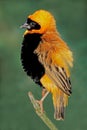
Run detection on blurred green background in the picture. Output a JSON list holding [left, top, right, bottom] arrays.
[[0, 0, 87, 130]]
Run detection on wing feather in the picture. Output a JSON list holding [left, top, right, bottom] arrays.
[[45, 65, 72, 95]]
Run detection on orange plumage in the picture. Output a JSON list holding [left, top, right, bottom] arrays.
[[20, 10, 73, 120]]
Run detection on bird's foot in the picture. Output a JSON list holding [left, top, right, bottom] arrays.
[[36, 100, 44, 114], [36, 91, 49, 114]]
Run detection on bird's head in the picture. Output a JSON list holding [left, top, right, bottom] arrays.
[[20, 10, 56, 35]]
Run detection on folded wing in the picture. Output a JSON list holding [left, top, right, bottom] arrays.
[[34, 42, 73, 96]]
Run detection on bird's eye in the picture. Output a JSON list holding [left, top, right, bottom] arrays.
[[30, 22, 36, 27], [27, 18, 41, 30]]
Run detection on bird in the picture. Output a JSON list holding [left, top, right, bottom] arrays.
[[20, 9, 73, 120]]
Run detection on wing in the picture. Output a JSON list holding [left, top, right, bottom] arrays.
[[45, 64, 72, 95], [34, 42, 73, 96]]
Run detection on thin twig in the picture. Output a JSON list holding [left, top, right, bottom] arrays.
[[28, 92, 58, 130]]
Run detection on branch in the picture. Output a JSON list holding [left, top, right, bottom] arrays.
[[28, 92, 58, 130]]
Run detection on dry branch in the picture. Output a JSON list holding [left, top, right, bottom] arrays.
[[28, 92, 58, 130]]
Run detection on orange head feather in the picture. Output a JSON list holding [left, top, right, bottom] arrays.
[[21, 10, 56, 35]]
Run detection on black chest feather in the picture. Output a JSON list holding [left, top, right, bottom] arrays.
[[21, 33, 45, 86]]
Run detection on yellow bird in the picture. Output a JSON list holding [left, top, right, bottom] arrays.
[[20, 9, 73, 120]]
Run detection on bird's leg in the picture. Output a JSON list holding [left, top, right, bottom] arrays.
[[36, 89, 49, 113], [41, 89, 49, 102]]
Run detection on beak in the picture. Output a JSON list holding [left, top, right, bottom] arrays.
[[20, 22, 31, 30]]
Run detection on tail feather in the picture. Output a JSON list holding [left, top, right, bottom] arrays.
[[54, 101, 64, 120], [52, 88, 68, 120]]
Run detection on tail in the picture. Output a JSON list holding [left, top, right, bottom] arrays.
[[52, 88, 68, 120]]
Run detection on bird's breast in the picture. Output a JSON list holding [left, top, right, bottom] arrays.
[[21, 33, 45, 86]]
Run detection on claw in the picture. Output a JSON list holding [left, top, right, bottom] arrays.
[[36, 100, 44, 113]]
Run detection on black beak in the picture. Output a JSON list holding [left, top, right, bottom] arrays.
[[20, 22, 31, 30]]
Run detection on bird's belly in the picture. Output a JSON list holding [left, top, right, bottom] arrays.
[[40, 74, 56, 92]]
